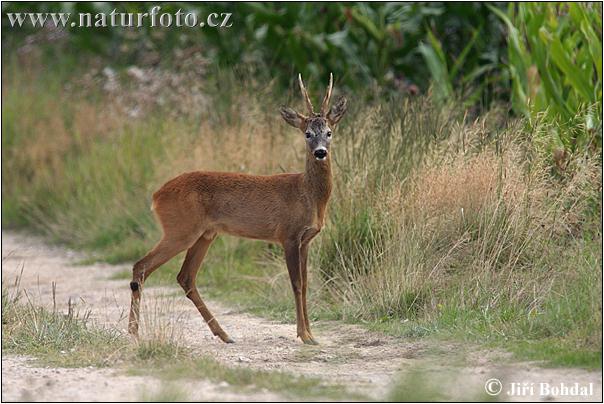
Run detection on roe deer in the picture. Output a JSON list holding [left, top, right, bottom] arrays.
[[128, 73, 347, 345]]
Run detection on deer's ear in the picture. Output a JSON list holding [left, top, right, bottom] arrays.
[[280, 107, 306, 130], [327, 96, 347, 125]]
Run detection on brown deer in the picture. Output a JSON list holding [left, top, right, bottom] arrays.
[[128, 73, 347, 345]]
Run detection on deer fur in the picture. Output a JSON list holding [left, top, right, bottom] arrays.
[[128, 74, 347, 345]]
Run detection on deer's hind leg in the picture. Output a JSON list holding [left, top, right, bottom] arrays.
[[128, 235, 195, 336], [177, 232, 234, 343]]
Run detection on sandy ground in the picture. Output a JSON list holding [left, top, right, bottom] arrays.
[[2, 231, 602, 402], [2, 355, 283, 402]]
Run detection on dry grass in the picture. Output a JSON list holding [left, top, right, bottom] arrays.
[[1, 281, 127, 368], [135, 294, 187, 361], [316, 106, 601, 366]]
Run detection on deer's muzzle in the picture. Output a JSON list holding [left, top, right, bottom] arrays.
[[313, 148, 328, 160]]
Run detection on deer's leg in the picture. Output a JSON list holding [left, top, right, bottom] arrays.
[[284, 240, 316, 345], [128, 237, 191, 336], [300, 242, 315, 340], [177, 233, 234, 343]]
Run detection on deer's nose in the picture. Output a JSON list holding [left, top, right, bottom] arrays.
[[313, 148, 328, 160]]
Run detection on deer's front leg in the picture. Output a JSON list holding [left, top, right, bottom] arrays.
[[300, 242, 315, 341], [284, 240, 316, 345]]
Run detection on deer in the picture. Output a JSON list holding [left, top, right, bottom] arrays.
[[128, 73, 347, 345]]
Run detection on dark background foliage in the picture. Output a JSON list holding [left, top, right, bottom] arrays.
[[2, 2, 507, 95]]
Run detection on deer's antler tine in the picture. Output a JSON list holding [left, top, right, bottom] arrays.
[[320, 72, 333, 116], [298, 73, 314, 115]]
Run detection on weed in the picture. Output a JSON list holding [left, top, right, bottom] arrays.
[[1, 286, 126, 367]]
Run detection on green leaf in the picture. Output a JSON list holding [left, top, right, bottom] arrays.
[[350, 7, 384, 43], [450, 27, 481, 80], [545, 30, 594, 102], [418, 40, 452, 102]]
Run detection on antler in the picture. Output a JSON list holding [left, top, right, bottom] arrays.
[[320, 72, 333, 116], [298, 74, 314, 115]]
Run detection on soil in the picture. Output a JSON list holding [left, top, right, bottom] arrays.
[[2, 231, 602, 402]]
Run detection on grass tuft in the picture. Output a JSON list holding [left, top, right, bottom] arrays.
[[1, 286, 126, 367], [140, 383, 191, 402], [131, 355, 363, 401]]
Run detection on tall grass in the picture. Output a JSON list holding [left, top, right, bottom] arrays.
[[320, 106, 601, 345], [2, 61, 601, 367]]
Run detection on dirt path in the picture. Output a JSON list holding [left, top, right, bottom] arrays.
[[2, 355, 284, 402], [2, 231, 602, 402]]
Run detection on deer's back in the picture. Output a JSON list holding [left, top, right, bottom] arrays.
[[152, 171, 311, 242]]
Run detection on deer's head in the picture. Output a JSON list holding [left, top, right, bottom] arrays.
[[280, 73, 347, 161]]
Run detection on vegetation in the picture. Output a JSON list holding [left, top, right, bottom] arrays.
[[491, 3, 602, 153], [1, 0, 601, 377], [2, 2, 506, 93], [140, 384, 191, 402], [131, 355, 361, 401], [387, 365, 498, 402], [2, 282, 192, 367], [2, 285, 126, 367]]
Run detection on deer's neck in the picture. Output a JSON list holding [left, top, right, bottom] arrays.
[[303, 152, 333, 219]]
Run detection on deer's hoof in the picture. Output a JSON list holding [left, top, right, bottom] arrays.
[[128, 323, 139, 337], [218, 333, 235, 343], [300, 335, 319, 345]]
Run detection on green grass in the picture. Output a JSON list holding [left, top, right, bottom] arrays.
[[356, 236, 602, 369], [511, 339, 601, 369]]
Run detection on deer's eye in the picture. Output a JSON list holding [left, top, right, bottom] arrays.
[[305, 132, 312, 139], [326, 131, 332, 138]]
